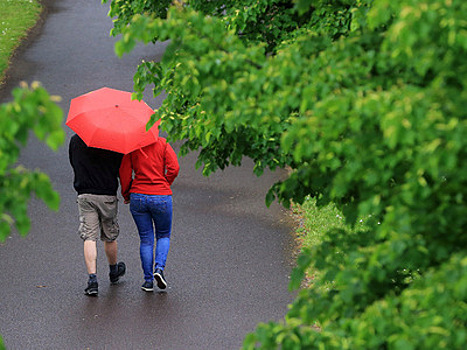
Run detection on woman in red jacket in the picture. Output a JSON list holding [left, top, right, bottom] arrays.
[[119, 137, 180, 292]]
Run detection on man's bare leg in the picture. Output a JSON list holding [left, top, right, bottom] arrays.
[[84, 240, 97, 274], [105, 240, 125, 283], [83, 240, 99, 295], [104, 240, 118, 265]]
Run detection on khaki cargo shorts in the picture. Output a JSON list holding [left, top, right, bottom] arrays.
[[77, 194, 119, 242]]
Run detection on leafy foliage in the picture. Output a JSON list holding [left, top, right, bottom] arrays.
[[104, 0, 466, 348], [0, 82, 64, 241]]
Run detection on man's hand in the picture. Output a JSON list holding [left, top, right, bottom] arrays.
[[124, 199, 130, 204]]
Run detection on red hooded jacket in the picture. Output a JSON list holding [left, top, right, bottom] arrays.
[[119, 137, 180, 201]]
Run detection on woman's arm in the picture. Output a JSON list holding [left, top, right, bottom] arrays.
[[119, 153, 133, 202], [165, 143, 180, 186]]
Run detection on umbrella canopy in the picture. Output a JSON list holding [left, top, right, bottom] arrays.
[[66, 87, 160, 154]]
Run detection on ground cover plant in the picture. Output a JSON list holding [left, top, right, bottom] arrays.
[[104, 0, 466, 348], [292, 196, 368, 286], [0, 0, 41, 83]]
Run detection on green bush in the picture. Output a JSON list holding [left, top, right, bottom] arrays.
[[104, 0, 466, 348], [0, 83, 64, 241]]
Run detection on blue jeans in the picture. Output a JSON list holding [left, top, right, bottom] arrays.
[[130, 193, 173, 282]]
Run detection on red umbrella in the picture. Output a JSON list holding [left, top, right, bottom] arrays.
[[66, 87, 160, 154]]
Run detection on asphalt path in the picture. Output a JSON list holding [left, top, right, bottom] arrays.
[[0, 1, 295, 349]]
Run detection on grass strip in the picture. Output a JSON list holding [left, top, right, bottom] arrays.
[[292, 196, 370, 286], [0, 0, 42, 83], [294, 197, 348, 251]]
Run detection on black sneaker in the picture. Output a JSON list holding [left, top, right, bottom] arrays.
[[109, 262, 126, 284], [154, 268, 167, 289], [141, 281, 154, 292], [84, 280, 98, 296]]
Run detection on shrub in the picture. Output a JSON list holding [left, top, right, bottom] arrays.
[[104, 0, 467, 347]]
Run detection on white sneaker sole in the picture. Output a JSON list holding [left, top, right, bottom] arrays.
[[84, 290, 98, 296], [154, 273, 167, 289]]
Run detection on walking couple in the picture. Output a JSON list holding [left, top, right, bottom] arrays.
[[69, 134, 180, 296]]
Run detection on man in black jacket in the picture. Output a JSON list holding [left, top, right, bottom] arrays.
[[69, 134, 126, 296]]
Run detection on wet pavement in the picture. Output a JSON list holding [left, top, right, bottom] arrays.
[[0, 1, 295, 349]]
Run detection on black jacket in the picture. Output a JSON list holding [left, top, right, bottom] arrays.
[[69, 134, 123, 195]]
